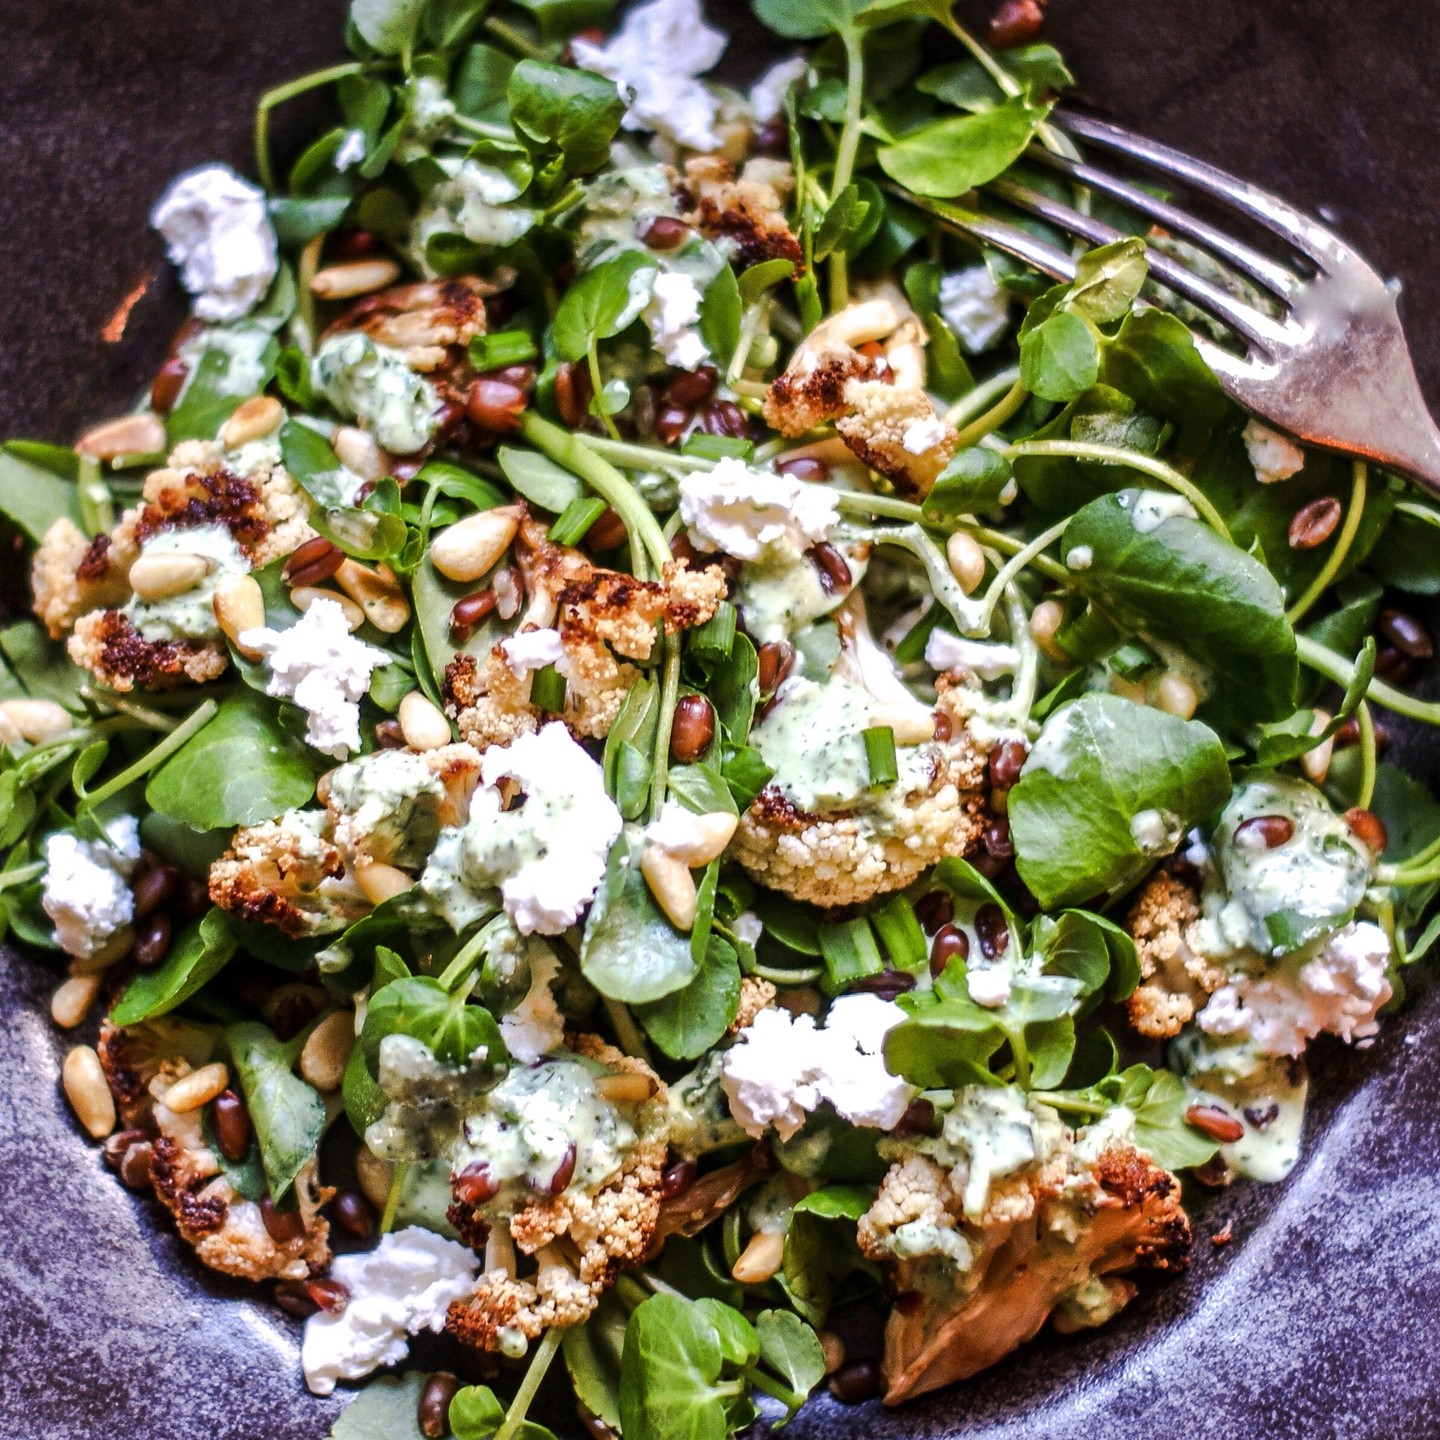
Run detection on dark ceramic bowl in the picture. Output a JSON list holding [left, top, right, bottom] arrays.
[[2, 3, 1439, 1437]]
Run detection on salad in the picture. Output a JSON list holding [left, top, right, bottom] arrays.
[[7, 0, 1440, 1434]]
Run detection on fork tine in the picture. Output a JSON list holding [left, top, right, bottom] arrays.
[[988, 177, 1291, 351], [1026, 148, 1299, 301], [1055, 112, 1354, 271], [919, 199, 1079, 285]]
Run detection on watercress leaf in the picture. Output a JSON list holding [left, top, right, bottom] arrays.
[[884, 992, 1005, 1088], [270, 194, 354, 246], [1068, 237, 1148, 324], [1019, 309, 1099, 402], [755, 1310, 826, 1398], [721, 746, 773, 811], [0, 618, 86, 711], [668, 764, 738, 818], [929, 854, 1011, 913], [877, 95, 1049, 198], [454, 43, 517, 122], [168, 333, 280, 444], [225, 1019, 327, 1198], [693, 1298, 760, 1370], [700, 265, 742, 369], [738, 258, 797, 306], [1009, 693, 1231, 908], [1115, 1064, 1220, 1172], [0, 443, 85, 541], [1025, 1013, 1076, 1088], [329, 1372, 429, 1440], [562, 1291, 630, 1430], [1098, 307, 1227, 454], [619, 1293, 727, 1440], [146, 691, 316, 828], [582, 827, 699, 1003], [604, 679, 659, 816], [508, 59, 626, 175], [635, 932, 741, 1060], [752, 0, 863, 38], [552, 251, 656, 362], [780, 1185, 875, 1325], [350, 0, 425, 56], [923, 447, 1014, 517], [424, 0, 491, 49], [448, 1384, 506, 1440], [110, 909, 239, 1025], [361, 976, 508, 1069], [814, 184, 869, 263], [1035, 909, 1111, 996], [497, 447, 583, 512]]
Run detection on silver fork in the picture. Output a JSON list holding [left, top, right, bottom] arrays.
[[931, 111, 1440, 493]]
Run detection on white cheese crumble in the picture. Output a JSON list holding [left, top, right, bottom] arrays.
[[901, 414, 951, 456], [1198, 920, 1394, 1057], [300, 1226, 479, 1395], [334, 129, 366, 171], [642, 270, 710, 371], [925, 628, 1019, 680], [500, 945, 567, 1063], [678, 456, 839, 560], [41, 816, 141, 959], [240, 598, 389, 759], [151, 164, 278, 322], [1124, 488, 1198, 534], [732, 911, 763, 948], [1065, 545, 1093, 571], [1129, 807, 1182, 857], [572, 0, 727, 152], [749, 56, 808, 123], [966, 966, 1012, 1009], [500, 627, 566, 678], [1243, 418, 1306, 484], [938, 265, 1011, 353]]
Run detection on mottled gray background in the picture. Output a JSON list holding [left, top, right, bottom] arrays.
[[1, 1, 1439, 1437]]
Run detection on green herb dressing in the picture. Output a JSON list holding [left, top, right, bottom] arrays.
[[314, 332, 441, 455], [127, 523, 250, 643]]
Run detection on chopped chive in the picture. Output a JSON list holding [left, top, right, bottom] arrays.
[[468, 329, 538, 371], [863, 725, 898, 788], [893, 601, 943, 665], [530, 665, 566, 714], [687, 600, 737, 660], [548, 496, 608, 546], [682, 433, 753, 463], [1110, 639, 1162, 681]]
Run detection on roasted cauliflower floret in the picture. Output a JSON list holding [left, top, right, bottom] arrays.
[[835, 379, 959, 498], [68, 608, 230, 692], [677, 155, 803, 271], [1125, 870, 1227, 1039], [859, 1092, 1191, 1405], [325, 275, 504, 374], [446, 1035, 669, 1355], [31, 518, 134, 639]]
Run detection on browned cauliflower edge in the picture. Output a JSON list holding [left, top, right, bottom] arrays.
[[1125, 870, 1228, 1039]]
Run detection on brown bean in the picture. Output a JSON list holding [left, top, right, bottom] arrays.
[[375, 718, 406, 749], [775, 455, 830, 482], [913, 890, 955, 935], [699, 400, 749, 438], [1344, 806, 1388, 854], [554, 362, 593, 429], [982, 817, 1013, 859], [662, 366, 718, 408], [932, 709, 953, 742], [131, 864, 178, 920], [454, 1161, 498, 1207], [329, 228, 379, 259], [150, 357, 189, 415], [486, 363, 537, 392], [851, 969, 917, 998], [274, 1281, 320, 1318], [975, 903, 1009, 959], [930, 924, 969, 978], [988, 739, 1029, 791], [583, 506, 629, 553], [118, 1140, 155, 1190], [329, 1189, 378, 1241], [467, 377, 528, 434], [418, 1372, 460, 1439], [1375, 645, 1416, 686], [103, 1128, 152, 1172], [670, 695, 716, 763], [807, 542, 852, 596], [640, 215, 690, 250], [211, 1090, 252, 1163], [175, 876, 210, 920], [450, 588, 498, 636], [988, 0, 1044, 48], [283, 536, 346, 589], [306, 1278, 350, 1314], [260, 1196, 307, 1245], [132, 911, 172, 968], [756, 640, 795, 696], [661, 1158, 697, 1199], [1234, 814, 1295, 850], [1379, 608, 1433, 659], [829, 1360, 881, 1404], [1185, 1104, 1245, 1144], [548, 1143, 578, 1197], [893, 1097, 936, 1138], [1287, 496, 1342, 550], [654, 404, 693, 446]]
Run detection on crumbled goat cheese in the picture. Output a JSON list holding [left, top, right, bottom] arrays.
[[902, 414, 951, 456], [1198, 920, 1393, 1057], [679, 456, 839, 560], [643, 270, 710, 370], [500, 627, 566, 678], [334, 129, 366, 170], [733, 911, 763, 948], [925, 628, 1019, 680], [240, 598, 388, 759], [571, 0, 727, 152], [301, 1226, 479, 1395], [749, 56, 809, 123], [41, 816, 141, 959], [151, 164, 278, 322], [966, 966, 1012, 1009], [938, 265, 1011, 353], [500, 945, 567, 1063], [1243, 418, 1306, 484], [720, 994, 914, 1140], [1066, 545, 1094, 570], [1124, 488, 1198, 534]]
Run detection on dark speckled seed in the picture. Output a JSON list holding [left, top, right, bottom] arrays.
[[829, 1360, 881, 1404], [975, 903, 1009, 958], [913, 890, 955, 935], [260, 1197, 306, 1245], [418, 1372, 459, 1438]]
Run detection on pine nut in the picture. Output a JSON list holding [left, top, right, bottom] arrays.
[[0, 698, 73, 742], [730, 1228, 785, 1284], [355, 1147, 394, 1210], [868, 703, 936, 745], [213, 573, 267, 658], [63, 1045, 117, 1138], [333, 425, 386, 481], [640, 845, 699, 929], [1154, 671, 1198, 720], [946, 531, 986, 595], [51, 974, 102, 1029], [311, 258, 402, 300], [1029, 599, 1068, 664], [300, 1011, 355, 1093], [1300, 710, 1334, 785], [593, 1071, 658, 1105], [160, 1062, 231, 1114], [652, 811, 737, 867], [335, 559, 411, 633], [398, 692, 451, 751], [429, 507, 522, 583], [291, 585, 366, 631], [0, 710, 18, 745], [220, 395, 284, 449], [129, 551, 213, 601], [354, 856, 414, 906], [76, 411, 166, 461]]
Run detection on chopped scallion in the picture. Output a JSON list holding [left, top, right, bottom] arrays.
[[548, 496, 608, 546], [530, 665, 566, 714], [863, 725, 898, 788]]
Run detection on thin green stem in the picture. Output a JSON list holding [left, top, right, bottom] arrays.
[[495, 1328, 564, 1440], [586, 342, 623, 442], [0, 860, 45, 893], [451, 114, 514, 142], [80, 699, 217, 813], [953, 379, 1028, 450], [380, 1162, 409, 1235], [254, 62, 364, 192], [943, 365, 1021, 429], [649, 633, 682, 824], [748, 1370, 805, 1411], [827, 27, 867, 313], [437, 920, 498, 992], [1297, 635, 1440, 726], [483, 15, 550, 60], [603, 997, 652, 1062], [1356, 700, 1378, 810], [1002, 440, 1231, 538], [1286, 461, 1367, 623], [978, 517, 1068, 632], [582, 435, 710, 474], [1003, 582, 1041, 721]]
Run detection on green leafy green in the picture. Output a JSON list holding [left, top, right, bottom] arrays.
[[110, 910, 238, 1026], [508, 59, 627, 175], [552, 252, 656, 363], [0, 443, 85, 541], [360, 975, 507, 1069], [226, 1020, 327, 1199], [636, 934, 741, 1059], [877, 95, 1049, 198]]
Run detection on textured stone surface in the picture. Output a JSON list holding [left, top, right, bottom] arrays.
[[1, 1, 1439, 1437]]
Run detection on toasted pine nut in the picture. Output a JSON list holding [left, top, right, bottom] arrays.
[[311, 258, 403, 300], [0, 697, 73, 742], [220, 395, 284, 448], [76, 411, 166, 461], [354, 856, 414, 906], [1028, 599, 1068, 664], [1154, 671, 1198, 720], [946, 531, 986, 595], [291, 585, 366, 631], [867, 703, 936, 746], [334, 559, 411, 633], [67, 925, 136, 976], [213, 574, 267, 659], [594, 1071, 658, 1105], [300, 1011, 355, 1093], [730, 1228, 785, 1284], [0, 710, 19, 745], [354, 1146, 394, 1211], [640, 845, 699, 929], [160, 1062, 231, 1114], [128, 551, 213, 601], [51, 974, 102, 1029], [820, 1331, 846, 1375], [332, 425, 386, 481], [1301, 709, 1335, 785], [429, 507, 522, 583], [63, 1045, 117, 1138], [652, 811, 738, 867], [398, 691, 451, 751]]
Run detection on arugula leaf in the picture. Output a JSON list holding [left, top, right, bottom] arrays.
[[145, 690, 316, 828], [1008, 693, 1231, 908], [0, 443, 85, 541], [110, 910, 238, 1026], [877, 95, 1049, 198], [226, 1020, 326, 1199], [552, 251, 656, 363], [508, 59, 626, 175]]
